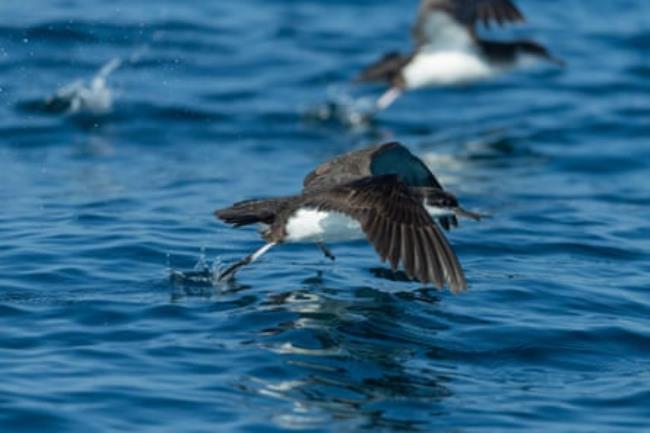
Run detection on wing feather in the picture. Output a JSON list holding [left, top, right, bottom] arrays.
[[388, 223, 401, 271], [425, 227, 449, 288], [431, 221, 467, 291], [402, 226, 417, 281], [421, 229, 443, 287]]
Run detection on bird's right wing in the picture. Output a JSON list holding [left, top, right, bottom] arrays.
[[302, 175, 467, 292], [302, 143, 387, 192], [303, 141, 444, 192]]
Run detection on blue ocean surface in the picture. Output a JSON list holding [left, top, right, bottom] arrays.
[[1, 1, 649, 432]]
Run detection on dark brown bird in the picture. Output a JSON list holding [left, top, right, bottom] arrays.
[[357, 0, 563, 110], [215, 142, 482, 293]]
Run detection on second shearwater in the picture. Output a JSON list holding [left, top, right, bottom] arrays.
[[357, 0, 563, 110]]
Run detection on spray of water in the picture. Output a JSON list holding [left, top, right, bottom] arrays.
[[168, 248, 230, 291], [304, 85, 379, 129], [45, 57, 123, 115], [38, 34, 161, 117]]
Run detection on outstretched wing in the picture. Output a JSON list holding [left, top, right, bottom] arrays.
[[302, 144, 384, 193], [303, 142, 444, 192], [413, 0, 525, 47], [302, 175, 467, 293]]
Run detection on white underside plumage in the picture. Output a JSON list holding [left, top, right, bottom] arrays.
[[405, 11, 497, 88], [282, 205, 454, 244], [403, 49, 497, 89], [284, 209, 363, 243]]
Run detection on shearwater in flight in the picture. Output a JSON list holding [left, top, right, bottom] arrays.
[[215, 142, 483, 293], [356, 0, 563, 110]]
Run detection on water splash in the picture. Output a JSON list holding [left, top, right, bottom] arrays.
[[17, 39, 158, 118], [16, 57, 123, 117], [45, 57, 122, 116], [168, 249, 230, 291], [304, 85, 379, 129]]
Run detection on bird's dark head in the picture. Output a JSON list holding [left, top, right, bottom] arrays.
[[516, 41, 565, 67]]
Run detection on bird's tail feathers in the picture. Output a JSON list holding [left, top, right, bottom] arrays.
[[215, 197, 290, 227]]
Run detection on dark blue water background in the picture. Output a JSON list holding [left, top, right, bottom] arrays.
[[1, 1, 649, 432]]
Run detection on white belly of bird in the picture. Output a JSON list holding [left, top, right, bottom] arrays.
[[284, 209, 364, 243], [402, 50, 495, 89], [283, 205, 455, 244]]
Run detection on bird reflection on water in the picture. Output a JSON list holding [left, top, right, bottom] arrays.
[[169, 263, 454, 431], [219, 275, 452, 431]]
